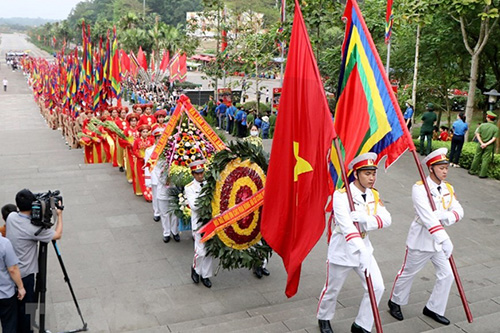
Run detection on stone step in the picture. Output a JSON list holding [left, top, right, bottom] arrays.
[[165, 279, 500, 333]]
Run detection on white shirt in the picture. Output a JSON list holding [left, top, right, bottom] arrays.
[[184, 179, 205, 231], [406, 176, 464, 252], [328, 182, 392, 266]]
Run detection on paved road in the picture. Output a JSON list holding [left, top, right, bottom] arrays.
[[1, 33, 500, 332]]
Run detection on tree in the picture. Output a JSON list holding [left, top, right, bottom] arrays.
[[446, 0, 500, 133]]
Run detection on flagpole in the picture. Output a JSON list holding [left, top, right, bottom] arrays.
[[409, 150, 473, 323], [280, 0, 286, 87], [385, 39, 391, 77], [332, 138, 383, 333]]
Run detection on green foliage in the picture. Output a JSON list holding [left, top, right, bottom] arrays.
[[242, 101, 270, 113]]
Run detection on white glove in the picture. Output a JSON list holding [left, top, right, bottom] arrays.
[[434, 210, 448, 223], [358, 247, 372, 276], [350, 211, 368, 224], [441, 238, 453, 259]]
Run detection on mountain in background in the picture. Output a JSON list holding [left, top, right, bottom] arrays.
[[0, 17, 58, 27]]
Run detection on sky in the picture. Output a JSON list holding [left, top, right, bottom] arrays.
[[0, 0, 82, 20]]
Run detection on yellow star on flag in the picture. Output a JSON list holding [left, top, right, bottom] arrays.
[[293, 141, 313, 182]]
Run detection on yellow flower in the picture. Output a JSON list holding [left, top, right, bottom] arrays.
[[178, 148, 185, 156], [190, 148, 197, 155]]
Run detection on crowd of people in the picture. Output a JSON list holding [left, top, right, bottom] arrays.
[[205, 96, 277, 139]]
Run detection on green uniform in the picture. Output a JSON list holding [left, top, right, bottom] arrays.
[[269, 114, 277, 139], [469, 122, 499, 178], [419, 111, 437, 155]]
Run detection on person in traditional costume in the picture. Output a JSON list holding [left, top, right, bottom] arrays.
[[133, 124, 155, 201]]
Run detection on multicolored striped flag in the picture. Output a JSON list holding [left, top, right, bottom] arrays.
[[110, 26, 121, 99], [330, 0, 414, 189], [385, 0, 394, 44]]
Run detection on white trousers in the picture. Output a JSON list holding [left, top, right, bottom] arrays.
[[193, 232, 213, 278], [390, 248, 453, 316], [158, 199, 178, 237], [317, 258, 384, 332], [151, 185, 160, 217]]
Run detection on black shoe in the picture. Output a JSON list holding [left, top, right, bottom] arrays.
[[318, 319, 334, 333], [468, 171, 476, 175], [351, 322, 370, 333], [163, 236, 171, 243], [423, 306, 450, 325], [254, 267, 263, 279], [119, 166, 124, 172], [479, 175, 488, 179], [201, 277, 212, 288], [388, 299, 404, 321], [173, 234, 180, 242], [153, 216, 161, 222], [261, 268, 270, 276], [191, 267, 199, 284]]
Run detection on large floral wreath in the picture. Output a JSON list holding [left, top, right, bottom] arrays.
[[198, 140, 272, 271]]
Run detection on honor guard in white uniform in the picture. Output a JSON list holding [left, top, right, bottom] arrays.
[[184, 160, 213, 288], [388, 148, 464, 326], [317, 153, 392, 333]]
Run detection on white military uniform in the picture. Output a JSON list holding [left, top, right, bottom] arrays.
[[390, 175, 463, 316], [144, 145, 161, 218], [317, 182, 391, 331], [184, 179, 213, 279]]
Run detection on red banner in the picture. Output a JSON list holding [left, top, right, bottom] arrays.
[[182, 98, 227, 151], [198, 188, 265, 243], [147, 104, 182, 171]]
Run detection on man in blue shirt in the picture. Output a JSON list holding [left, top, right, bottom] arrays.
[[449, 112, 468, 167], [215, 100, 227, 130], [226, 104, 237, 134], [235, 107, 247, 138], [404, 100, 414, 130]]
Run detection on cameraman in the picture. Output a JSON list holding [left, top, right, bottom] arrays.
[[6, 189, 63, 333]]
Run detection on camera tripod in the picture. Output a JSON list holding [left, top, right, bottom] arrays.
[[35, 240, 88, 333]]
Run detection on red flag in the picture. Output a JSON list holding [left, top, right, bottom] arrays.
[[179, 53, 187, 82], [120, 50, 130, 73], [169, 52, 180, 82], [159, 50, 170, 72], [137, 46, 148, 71], [261, 0, 336, 298]]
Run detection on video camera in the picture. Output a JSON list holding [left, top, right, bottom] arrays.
[[31, 190, 63, 229]]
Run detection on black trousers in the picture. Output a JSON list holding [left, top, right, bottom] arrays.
[[18, 274, 35, 333], [449, 135, 465, 164], [0, 294, 18, 333]]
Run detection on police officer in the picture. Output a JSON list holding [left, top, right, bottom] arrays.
[[389, 148, 464, 326], [184, 161, 213, 288], [468, 111, 499, 178], [317, 153, 392, 333]]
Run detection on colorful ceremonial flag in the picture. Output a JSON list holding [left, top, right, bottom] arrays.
[[179, 53, 187, 82], [169, 52, 180, 82], [385, 0, 394, 44], [330, 0, 414, 189], [159, 50, 170, 72], [120, 50, 130, 74], [261, 0, 336, 298], [110, 26, 121, 99], [137, 46, 148, 71]]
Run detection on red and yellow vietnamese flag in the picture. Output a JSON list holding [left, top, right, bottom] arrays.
[[261, 0, 336, 298]]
